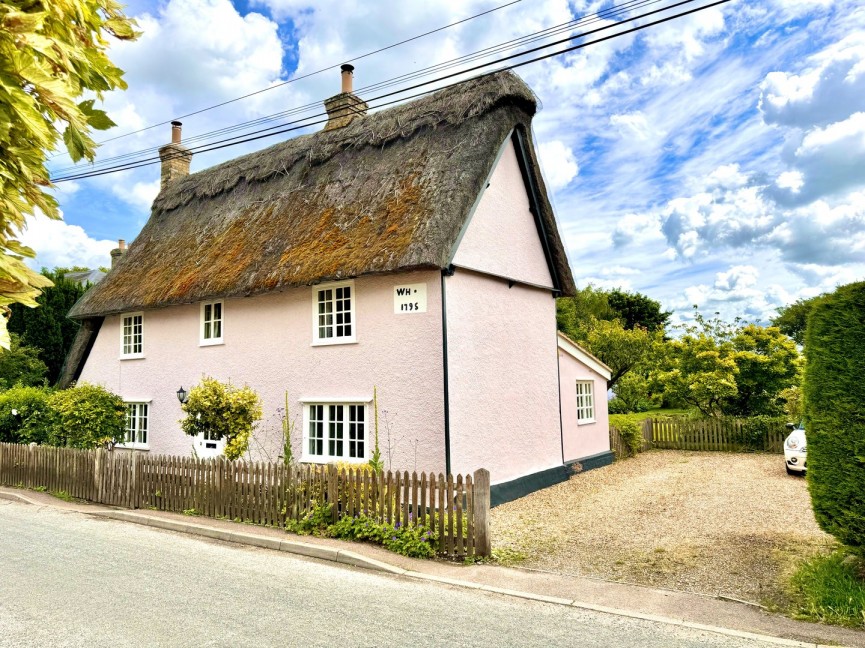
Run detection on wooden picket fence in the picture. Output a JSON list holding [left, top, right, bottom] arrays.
[[610, 417, 787, 458], [0, 442, 490, 558]]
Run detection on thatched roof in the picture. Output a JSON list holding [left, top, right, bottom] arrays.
[[69, 71, 575, 320]]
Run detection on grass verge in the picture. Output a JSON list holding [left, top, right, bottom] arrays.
[[788, 548, 865, 628]]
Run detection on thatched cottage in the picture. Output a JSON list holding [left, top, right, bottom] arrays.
[[63, 67, 612, 504]]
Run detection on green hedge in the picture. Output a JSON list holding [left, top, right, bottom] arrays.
[[803, 281, 865, 553]]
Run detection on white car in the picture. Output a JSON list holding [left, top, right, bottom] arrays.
[[784, 424, 807, 475]]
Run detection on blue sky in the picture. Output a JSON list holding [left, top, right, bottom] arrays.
[[29, 0, 865, 324]]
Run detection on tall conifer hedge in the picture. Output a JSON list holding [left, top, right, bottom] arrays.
[[803, 281, 865, 552]]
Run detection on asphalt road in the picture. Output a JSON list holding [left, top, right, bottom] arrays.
[[0, 501, 795, 648]]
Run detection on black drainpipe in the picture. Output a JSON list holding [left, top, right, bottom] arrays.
[[441, 267, 454, 475]]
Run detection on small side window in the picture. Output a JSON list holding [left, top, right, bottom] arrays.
[[200, 300, 224, 345], [576, 381, 595, 424], [121, 313, 144, 358]]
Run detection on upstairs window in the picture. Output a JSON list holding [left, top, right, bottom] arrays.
[[121, 313, 144, 358], [200, 300, 224, 345], [575, 380, 595, 424], [303, 403, 366, 462], [313, 281, 355, 345], [121, 402, 149, 449]]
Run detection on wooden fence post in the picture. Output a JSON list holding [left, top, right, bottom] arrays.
[[131, 451, 140, 509], [472, 468, 491, 557]]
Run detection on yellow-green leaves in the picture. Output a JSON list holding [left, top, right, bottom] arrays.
[[180, 377, 263, 460], [0, 0, 138, 348]]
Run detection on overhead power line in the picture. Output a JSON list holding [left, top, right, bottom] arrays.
[[52, 0, 732, 183], [48, 0, 526, 158], [49, 0, 664, 176]]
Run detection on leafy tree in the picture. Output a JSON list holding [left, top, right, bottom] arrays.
[[725, 324, 800, 417], [180, 377, 262, 460], [556, 285, 667, 390], [607, 371, 659, 413], [584, 318, 657, 389], [652, 330, 739, 417], [0, 0, 138, 348], [771, 296, 821, 346], [607, 289, 671, 332], [8, 268, 88, 384], [0, 333, 47, 389], [556, 285, 617, 342], [47, 383, 125, 448], [803, 282, 865, 554], [0, 385, 54, 444]]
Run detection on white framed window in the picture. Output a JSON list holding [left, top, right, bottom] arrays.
[[302, 402, 367, 462], [575, 381, 595, 424], [119, 402, 149, 449], [312, 281, 356, 345], [120, 313, 144, 358], [200, 300, 224, 345]]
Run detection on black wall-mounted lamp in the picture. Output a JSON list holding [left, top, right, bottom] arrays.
[[176, 386, 188, 404]]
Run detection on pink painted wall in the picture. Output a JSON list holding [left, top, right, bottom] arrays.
[[445, 269, 562, 485], [451, 140, 554, 289], [78, 271, 447, 473], [558, 348, 611, 462]]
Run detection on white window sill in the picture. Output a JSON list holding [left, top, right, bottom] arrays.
[[119, 354, 145, 361], [300, 396, 373, 404], [311, 338, 357, 347], [199, 339, 224, 347], [577, 419, 596, 426], [301, 454, 368, 465], [115, 443, 149, 451]]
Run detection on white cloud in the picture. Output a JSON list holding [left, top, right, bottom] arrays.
[[537, 140, 579, 191], [20, 215, 117, 271]]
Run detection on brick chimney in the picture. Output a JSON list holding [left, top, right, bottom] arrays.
[[324, 64, 368, 131], [110, 239, 126, 268], [158, 121, 192, 189]]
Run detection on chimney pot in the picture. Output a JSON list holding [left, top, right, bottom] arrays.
[[118, 239, 126, 251], [159, 122, 192, 190], [340, 64, 354, 93]]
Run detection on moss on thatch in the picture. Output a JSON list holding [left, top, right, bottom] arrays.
[[69, 71, 574, 320]]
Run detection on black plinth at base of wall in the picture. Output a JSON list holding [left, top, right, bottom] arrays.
[[489, 450, 616, 508]]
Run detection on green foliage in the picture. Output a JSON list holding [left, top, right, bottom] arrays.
[[329, 513, 438, 559], [0, 333, 48, 389], [280, 391, 294, 466], [608, 371, 658, 414], [772, 296, 821, 346], [610, 414, 644, 457], [285, 501, 333, 536], [0, 385, 54, 444], [789, 549, 865, 628], [368, 386, 384, 474], [556, 285, 667, 390], [803, 282, 865, 554], [779, 385, 803, 423], [607, 289, 671, 332], [8, 269, 88, 384], [47, 383, 124, 448], [737, 415, 787, 452], [0, 0, 138, 348], [652, 310, 799, 418], [180, 377, 262, 460], [725, 325, 799, 417]]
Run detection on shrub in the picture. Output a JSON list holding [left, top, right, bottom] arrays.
[[736, 415, 786, 452], [180, 377, 262, 460], [610, 414, 643, 457], [0, 334, 48, 389], [0, 386, 55, 444], [328, 513, 438, 559], [803, 282, 865, 554], [47, 383, 125, 448]]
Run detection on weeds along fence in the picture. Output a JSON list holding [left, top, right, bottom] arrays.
[[610, 418, 788, 458], [0, 442, 490, 558]]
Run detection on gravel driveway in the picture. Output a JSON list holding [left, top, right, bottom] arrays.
[[491, 451, 834, 607]]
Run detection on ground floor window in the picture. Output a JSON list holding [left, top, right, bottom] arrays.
[[576, 381, 595, 424], [303, 403, 366, 462], [122, 402, 149, 448]]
